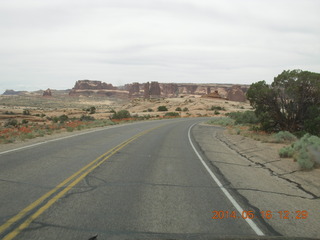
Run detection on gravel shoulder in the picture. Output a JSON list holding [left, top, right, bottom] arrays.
[[193, 123, 320, 238]]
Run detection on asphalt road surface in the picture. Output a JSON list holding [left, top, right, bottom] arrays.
[[0, 118, 277, 240]]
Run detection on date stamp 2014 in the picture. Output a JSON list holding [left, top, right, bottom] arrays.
[[212, 210, 309, 220]]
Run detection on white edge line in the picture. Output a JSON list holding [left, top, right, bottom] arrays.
[[188, 123, 264, 236]]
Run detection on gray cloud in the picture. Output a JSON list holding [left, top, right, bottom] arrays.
[[0, 0, 319, 93]]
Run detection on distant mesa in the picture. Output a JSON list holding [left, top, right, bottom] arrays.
[[2, 89, 28, 96], [1, 80, 249, 102], [69, 80, 128, 98], [68, 80, 248, 102]]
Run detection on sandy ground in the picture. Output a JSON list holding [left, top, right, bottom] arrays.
[[193, 123, 320, 238], [0, 95, 251, 127]]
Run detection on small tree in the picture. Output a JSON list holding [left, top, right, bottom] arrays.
[[157, 106, 168, 111], [112, 110, 131, 119], [247, 69, 320, 135], [175, 107, 182, 111]]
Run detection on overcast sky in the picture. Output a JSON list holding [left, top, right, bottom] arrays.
[[0, 0, 319, 93]]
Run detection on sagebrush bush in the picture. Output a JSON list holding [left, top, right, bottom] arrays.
[[227, 111, 259, 125], [211, 106, 225, 111], [164, 112, 180, 117], [4, 119, 19, 127], [271, 131, 297, 143], [112, 110, 131, 119], [157, 106, 168, 111], [207, 117, 235, 126], [279, 134, 320, 170], [279, 146, 295, 158], [293, 134, 320, 170]]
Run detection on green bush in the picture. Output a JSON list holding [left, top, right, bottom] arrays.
[[147, 108, 154, 112], [214, 110, 220, 115], [279, 134, 320, 170], [279, 146, 295, 158], [23, 109, 30, 115], [157, 106, 168, 111], [207, 117, 235, 126], [227, 111, 259, 125], [86, 106, 96, 114], [112, 110, 131, 119], [4, 119, 19, 127], [164, 112, 180, 117], [175, 107, 182, 111], [183, 107, 189, 112], [80, 115, 95, 121], [271, 131, 297, 143], [211, 106, 225, 111], [58, 114, 69, 123]]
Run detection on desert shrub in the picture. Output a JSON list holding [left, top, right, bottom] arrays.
[[279, 134, 320, 170], [23, 109, 30, 115], [147, 108, 154, 112], [175, 107, 182, 111], [183, 107, 189, 112], [214, 110, 220, 115], [66, 127, 74, 132], [112, 110, 131, 119], [80, 115, 95, 121], [293, 134, 320, 170], [22, 119, 29, 124], [227, 111, 259, 125], [207, 117, 235, 126], [157, 106, 168, 111], [211, 106, 225, 111], [271, 131, 297, 143], [4, 111, 14, 115], [85, 106, 96, 114], [58, 114, 69, 123], [164, 112, 180, 117], [4, 119, 19, 127], [279, 146, 295, 158]]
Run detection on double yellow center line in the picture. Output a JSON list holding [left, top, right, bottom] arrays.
[[0, 124, 163, 240]]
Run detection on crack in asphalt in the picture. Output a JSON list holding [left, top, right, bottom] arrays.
[[215, 132, 319, 200], [192, 129, 281, 236]]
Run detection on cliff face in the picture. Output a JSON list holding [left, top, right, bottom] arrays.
[[226, 85, 246, 102], [73, 80, 115, 90], [69, 80, 128, 98], [67, 80, 248, 102]]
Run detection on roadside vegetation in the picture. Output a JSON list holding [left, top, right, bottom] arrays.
[[208, 69, 320, 170], [0, 104, 183, 144]]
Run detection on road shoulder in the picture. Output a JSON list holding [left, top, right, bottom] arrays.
[[192, 123, 320, 238]]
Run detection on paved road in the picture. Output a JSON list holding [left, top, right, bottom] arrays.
[[0, 118, 273, 239]]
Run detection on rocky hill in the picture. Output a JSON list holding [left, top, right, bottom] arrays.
[[2, 80, 250, 102]]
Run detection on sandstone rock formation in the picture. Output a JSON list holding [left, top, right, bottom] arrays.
[[69, 80, 128, 98], [227, 85, 246, 102], [201, 90, 222, 99], [144, 82, 150, 99], [2, 90, 28, 95], [149, 82, 161, 98], [128, 82, 141, 97], [42, 88, 52, 97], [67, 79, 248, 102], [161, 83, 178, 97], [73, 80, 115, 90]]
